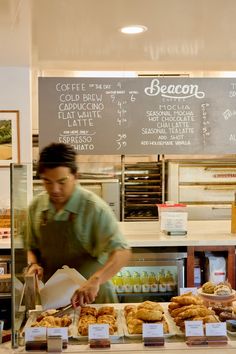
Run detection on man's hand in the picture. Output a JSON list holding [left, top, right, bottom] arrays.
[[71, 276, 100, 307], [25, 263, 44, 280]]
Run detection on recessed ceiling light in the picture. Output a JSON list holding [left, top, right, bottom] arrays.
[[120, 25, 147, 34]]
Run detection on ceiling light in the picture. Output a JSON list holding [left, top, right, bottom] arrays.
[[120, 25, 147, 34]]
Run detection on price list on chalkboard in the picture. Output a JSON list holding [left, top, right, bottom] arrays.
[[38, 77, 236, 154]]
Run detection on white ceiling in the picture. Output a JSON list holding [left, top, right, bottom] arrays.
[[1, 0, 236, 73]]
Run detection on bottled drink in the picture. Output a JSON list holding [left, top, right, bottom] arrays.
[[132, 271, 142, 293], [141, 271, 150, 293], [158, 269, 167, 293], [114, 272, 125, 293], [165, 270, 177, 292], [149, 271, 158, 292], [123, 270, 133, 293]]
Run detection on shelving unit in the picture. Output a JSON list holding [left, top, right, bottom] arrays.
[[121, 159, 165, 221]]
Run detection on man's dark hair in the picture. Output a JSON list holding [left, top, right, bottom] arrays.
[[37, 143, 78, 175]]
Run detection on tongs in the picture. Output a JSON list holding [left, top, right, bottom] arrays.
[[53, 304, 74, 317]]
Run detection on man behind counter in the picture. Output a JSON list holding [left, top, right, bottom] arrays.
[[25, 142, 131, 306]]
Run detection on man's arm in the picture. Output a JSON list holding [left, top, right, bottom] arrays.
[[71, 248, 131, 306], [25, 250, 44, 279]]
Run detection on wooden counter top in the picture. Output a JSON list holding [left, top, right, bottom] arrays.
[[119, 220, 236, 247]]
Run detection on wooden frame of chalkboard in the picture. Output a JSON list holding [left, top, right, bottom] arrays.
[[38, 77, 236, 155]]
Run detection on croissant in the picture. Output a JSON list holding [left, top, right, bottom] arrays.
[[168, 302, 181, 312], [127, 318, 143, 334], [80, 306, 98, 317], [137, 301, 164, 313], [171, 304, 198, 318], [98, 306, 116, 318], [171, 295, 203, 306], [178, 307, 214, 320], [136, 308, 163, 321], [191, 315, 219, 323]]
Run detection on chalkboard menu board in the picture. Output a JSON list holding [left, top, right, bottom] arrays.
[[39, 77, 236, 154]]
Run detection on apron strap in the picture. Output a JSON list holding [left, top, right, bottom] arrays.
[[40, 211, 76, 225], [40, 210, 48, 226]]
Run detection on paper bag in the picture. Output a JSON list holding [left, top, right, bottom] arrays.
[[40, 266, 86, 310]]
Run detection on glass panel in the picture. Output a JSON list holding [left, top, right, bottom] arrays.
[[10, 163, 31, 348]]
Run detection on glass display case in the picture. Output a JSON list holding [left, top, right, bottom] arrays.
[[112, 248, 186, 303], [10, 163, 30, 348]]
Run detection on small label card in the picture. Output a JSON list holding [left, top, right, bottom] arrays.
[[161, 211, 187, 232], [47, 327, 68, 341], [25, 327, 47, 342], [88, 324, 109, 340], [185, 321, 204, 337], [180, 287, 197, 295], [143, 323, 164, 338], [205, 322, 227, 337]]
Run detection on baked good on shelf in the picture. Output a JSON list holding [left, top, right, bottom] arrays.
[[78, 306, 118, 336], [124, 305, 137, 317], [80, 306, 98, 317], [97, 314, 117, 334], [78, 314, 97, 336], [214, 284, 232, 296], [218, 281, 232, 291], [97, 306, 116, 318], [192, 314, 219, 324], [168, 302, 181, 313], [136, 308, 163, 321], [211, 304, 233, 316], [171, 294, 203, 305], [171, 304, 200, 318], [177, 306, 214, 320], [137, 300, 164, 313], [31, 314, 72, 328], [35, 309, 58, 322], [127, 318, 143, 334], [201, 281, 215, 294], [219, 311, 236, 322]]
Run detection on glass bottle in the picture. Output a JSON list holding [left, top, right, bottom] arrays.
[[114, 272, 125, 293], [141, 271, 150, 293], [158, 269, 167, 293], [165, 270, 176, 292], [132, 271, 142, 293], [123, 270, 133, 293], [149, 271, 158, 292]]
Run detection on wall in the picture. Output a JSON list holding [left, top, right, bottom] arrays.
[[0, 67, 31, 208]]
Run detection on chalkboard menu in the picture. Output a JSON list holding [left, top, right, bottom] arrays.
[[38, 77, 236, 154]]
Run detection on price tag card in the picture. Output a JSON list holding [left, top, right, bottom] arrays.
[[205, 322, 227, 337], [25, 327, 47, 342], [180, 287, 197, 295], [88, 324, 109, 340], [185, 321, 204, 337], [47, 327, 68, 341], [161, 212, 187, 232], [143, 323, 164, 338]]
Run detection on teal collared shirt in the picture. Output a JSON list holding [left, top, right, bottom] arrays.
[[27, 185, 130, 264]]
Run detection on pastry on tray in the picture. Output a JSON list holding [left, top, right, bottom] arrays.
[[31, 314, 72, 327], [214, 284, 232, 296], [78, 305, 117, 336], [124, 301, 169, 335], [201, 281, 215, 294]]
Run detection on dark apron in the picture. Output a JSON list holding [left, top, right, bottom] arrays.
[[38, 211, 118, 303]]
